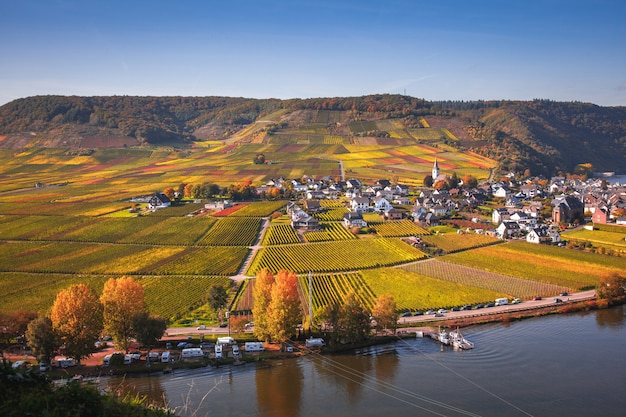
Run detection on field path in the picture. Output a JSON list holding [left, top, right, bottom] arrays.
[[230, 216, 270, 282]]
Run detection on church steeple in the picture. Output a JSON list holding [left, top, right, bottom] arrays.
[[432, 158, 440, 179]]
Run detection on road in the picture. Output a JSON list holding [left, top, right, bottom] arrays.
[[166, 290, 597, 337]]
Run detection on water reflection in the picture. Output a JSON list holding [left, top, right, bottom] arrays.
[[256, 360, 303, 417], [104, 374, 167, 409], [596, 305, 624, 328]]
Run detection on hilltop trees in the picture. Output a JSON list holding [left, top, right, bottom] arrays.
[[100, 277, 147, 353], [50, 284, 103, 363]]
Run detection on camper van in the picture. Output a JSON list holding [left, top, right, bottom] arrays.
[[214, 344, 223, 359], [217, 336, 235, 346], [56, 357, 76, 368], [181, 347, 204, 359], [160, 351, 171, 363], [232, 344, 240, 358], [495, 297, 509, 306], [123, 354, 133, 365], [102, 354, 113, 366], [305, 337, 325, 348], [244, 342, 265, 352], [147, 351, 160, 362]]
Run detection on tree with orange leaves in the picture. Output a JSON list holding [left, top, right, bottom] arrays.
[[100, 276, 146, 353], [252, 268, 275, 342], [50, 284, 103, 363], [267, 270, 302, 345]]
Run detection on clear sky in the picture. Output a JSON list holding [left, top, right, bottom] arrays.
[[1, 0, 625, 106]]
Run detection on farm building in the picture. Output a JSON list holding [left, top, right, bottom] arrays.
[[148, 193, 171, 210]]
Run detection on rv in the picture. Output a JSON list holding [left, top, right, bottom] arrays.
[[160, 351, 171, 363], [495, 297, 509, 306], [232, 344, 240, 357], [147, 351, 160, 362], [102, 354, 113, 366], [214, 344, 223, 359], [244, 342, 265, 352], [217, 336, 235, 346], [123, 354, 133, 365], [56, 357, 76, 368], [181, 348, 204, 359], [305, 337, 325, 348]]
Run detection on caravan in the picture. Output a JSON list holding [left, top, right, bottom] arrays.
[[244, 342, 265, 352], [160, 351, 171, 363], [217, 337, 235, 346], [305, 337, 325, 348], [214, 344, 223, 359], [181, 348, 204, 359]]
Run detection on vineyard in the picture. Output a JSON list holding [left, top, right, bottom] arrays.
[[230, 279, 253, 312], [420, 232, 501, 253], [195, 217, 262, 246], [303, 222, 356, 242], [314, 208, 348, 221], [372, 220, 429, 237], [297, 272, 377, 313], [226, 201, 287, 217], [246, 238, 427, 274], [398, 259, 569, 299], [361, 267, 506, 311], [262, 224, 302, 245], [442, 241, 626, 290]]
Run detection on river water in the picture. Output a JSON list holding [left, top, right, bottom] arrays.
[[99, 307, 626, 417]]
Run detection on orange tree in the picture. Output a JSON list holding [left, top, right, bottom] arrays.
[[267, 270, 302, 346], [100, 276, 146, 353], [372, 293, 397, 334], [50, 284, 102, 363]]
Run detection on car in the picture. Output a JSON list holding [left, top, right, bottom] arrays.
[[12, 360, 28, 369], [533, 296, 542, 301], [461, 304, 472, 311], [425, 310, 436, 315], [474, 304, 484, 309], [450, 307, 459, 312], [244, 322, 254, 328], [219, 323, 228, 328], [560, 292, 568, 296], [554, 298, 563, 303], [197, 325, 206, 330], [485, 302, 495, 308], [437, 309, 448, 314], [39, 362, 51, 372], [434, 313, 444, 317], [413, 311, 424, 316], [401, 312, 412, 318], [511, 298, 521, 304]]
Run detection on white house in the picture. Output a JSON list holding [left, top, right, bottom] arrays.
[[148, 193, 171, 210], [350, 196, 370, 213], [343, 212, 367, 228]]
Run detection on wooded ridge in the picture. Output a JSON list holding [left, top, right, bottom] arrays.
[[1, 95, 624, 176]]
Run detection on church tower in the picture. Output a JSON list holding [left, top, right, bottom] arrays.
[[432, 158, 440, 179]]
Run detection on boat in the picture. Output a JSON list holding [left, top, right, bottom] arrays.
[[449, 327, 474, 350], [436, 327, 450, 345]]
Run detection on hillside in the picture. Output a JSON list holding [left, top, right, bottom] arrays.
[[1, 95, 625, 176]]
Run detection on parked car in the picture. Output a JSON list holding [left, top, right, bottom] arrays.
[[485, 302, 495, 308], [560, 292, 568, 296], [197, 325, 206, 330], [219, 323, 228, 328], [413, 311, 424, 316], [244, 322, 254, 328], [434, 313, 444, 317], [474, 304, 484, 309], [400, 312, 412, 318], [554, 298, 563, 303], [425, 310, 436, 315], [511, 298, 521, 304], [533, 296, 542, 301], [437, 309, 448, 314], [461, 304, 472, 311]]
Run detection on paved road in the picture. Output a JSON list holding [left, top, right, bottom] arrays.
[[398, 289, 596, 325], [166, 290, 596, 337]]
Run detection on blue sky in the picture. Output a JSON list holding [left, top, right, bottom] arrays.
[[1, 0, 625, 106]]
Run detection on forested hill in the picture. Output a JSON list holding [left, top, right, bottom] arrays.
[[0, 95, 625, 176]]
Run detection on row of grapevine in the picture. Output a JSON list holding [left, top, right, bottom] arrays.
[[303, 222, 355, 242], [314, 208, 348, 221], [297, 272, 375, 313], [372, 220, 429, 237], [246, 238, 427, 274], [196, 217, 262, 246], [230, 279, 253, 312], [420, 233, 501, 253], [151, 246, 249, 276], [399, 259, 569, 299], [262, 224, 302, 245], [227, 201, 287, 217]]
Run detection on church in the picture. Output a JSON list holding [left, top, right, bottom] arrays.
[[431, 158, 447, 183]]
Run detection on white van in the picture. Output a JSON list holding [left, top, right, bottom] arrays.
[[147, 351, 160, 362], [215, 344, 223, 359], [217, 337, 235, 346], [232, 344, 240, 357], [161, 351, 171, 363], [56, 357, 76, 368], [244, 342, 265, 352], [181, 348, 204, 359], [495, 297, 509, 306], [102, 354, 113, 366], [123, 354, 133, 365]]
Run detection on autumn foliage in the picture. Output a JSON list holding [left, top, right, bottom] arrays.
[[100, 277, 147, 353]]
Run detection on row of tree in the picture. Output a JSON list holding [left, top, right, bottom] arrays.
[[26, 277, 166, 367], [251, 268, 398, 347]]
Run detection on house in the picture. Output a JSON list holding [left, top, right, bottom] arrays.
[[205, 200, 232, 211], [526, 227, 550, 244], [592, 208, 609, 224], [305, 200, 325, 213], [552, 195, 584, 224], [492, 208, 510, 225], [372, 196, 393, 212], [148, 193, 171, 210], [393, 195, 411, 205], [384, 208, 403, 220], [343, 212, 367, 228], [350, 196, 370, 213], [292, 215, 320, 230], [346, 179, 361, 189], [496, 222, 521, 239]]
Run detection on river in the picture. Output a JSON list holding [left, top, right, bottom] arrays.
[[99, 307, 626, 417]]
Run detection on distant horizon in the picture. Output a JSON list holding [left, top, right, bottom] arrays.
[[2, 93, 624, 108], [2, 1, 625, 107]]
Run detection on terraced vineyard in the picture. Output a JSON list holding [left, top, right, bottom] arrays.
[[196, 217, 262, 246], [298, 272, 376, 313], [262, 224, 302, 245], [398, 259, 569, 299], [246, 238, 427, 274], [441, 241, 626, 290], [303, 222, 356, 242], [421, 232, 501, 253], [372, 220, 429, 237]]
